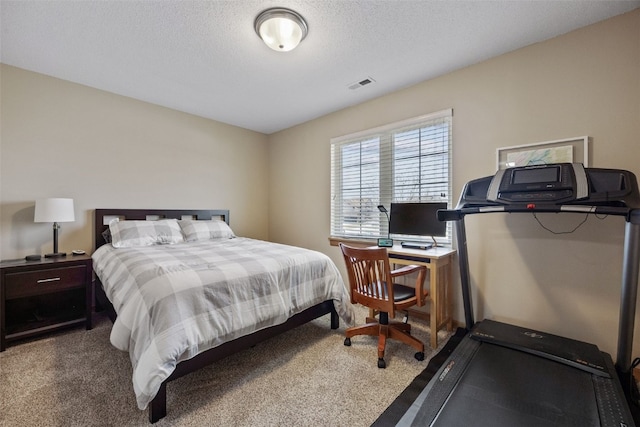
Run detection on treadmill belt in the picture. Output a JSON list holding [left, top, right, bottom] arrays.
[[471, 319, 609, 377], [430, 343, 600, 426], [398, 339, 601, 426]]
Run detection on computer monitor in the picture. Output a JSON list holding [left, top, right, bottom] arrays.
[[389, 202, 447, 248]]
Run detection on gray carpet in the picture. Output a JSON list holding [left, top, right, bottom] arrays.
[[0, 307, 452, 426]]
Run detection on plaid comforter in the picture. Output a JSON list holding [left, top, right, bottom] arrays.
[[92, 238, 354, 409]]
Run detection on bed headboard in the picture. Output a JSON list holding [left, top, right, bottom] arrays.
[[94, 209, 230, 250]]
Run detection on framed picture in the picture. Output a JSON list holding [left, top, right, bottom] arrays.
[[496, 136, 590, 170]]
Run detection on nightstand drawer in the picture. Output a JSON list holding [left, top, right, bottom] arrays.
[[4, 265, 87, 299]]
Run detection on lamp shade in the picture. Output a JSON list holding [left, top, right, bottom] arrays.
[[255, 8, 308, 52], [34, 198, 75, 223]]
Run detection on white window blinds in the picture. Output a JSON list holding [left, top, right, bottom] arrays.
[[330, 109, 452, 243]]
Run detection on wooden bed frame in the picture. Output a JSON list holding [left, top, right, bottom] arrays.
[[93, 209, 339, 423]]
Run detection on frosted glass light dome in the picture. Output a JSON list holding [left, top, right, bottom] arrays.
[[255, 8, 308, 52]]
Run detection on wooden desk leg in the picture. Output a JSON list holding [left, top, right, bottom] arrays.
[[430, 261, 438, 349]]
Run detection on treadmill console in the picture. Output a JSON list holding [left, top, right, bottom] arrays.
[[451, 163, 640, 212], [487, 163, 588, 203]]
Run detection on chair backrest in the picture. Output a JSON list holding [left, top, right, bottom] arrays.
[[339, 243, 397, 317]]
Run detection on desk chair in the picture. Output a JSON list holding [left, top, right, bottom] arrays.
[[339, 243, 428, 368]]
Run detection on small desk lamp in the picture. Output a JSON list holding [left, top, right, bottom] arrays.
[[377, 205, 394, 247], [34, 198, 75, 258]]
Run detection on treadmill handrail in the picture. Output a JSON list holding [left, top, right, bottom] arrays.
[[438, 205, 637, 221]]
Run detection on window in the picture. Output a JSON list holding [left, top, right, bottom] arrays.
[[330, 109, 452, 243]]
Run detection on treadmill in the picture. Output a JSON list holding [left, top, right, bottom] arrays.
[[395, 163, 640, 426]]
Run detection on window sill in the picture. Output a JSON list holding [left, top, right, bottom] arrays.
[[328, 236, 377, 248]]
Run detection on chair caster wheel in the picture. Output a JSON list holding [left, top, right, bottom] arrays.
[[415, 352, 425, 361], [344, 337, 351, 346], [378, 358, 386, 369]]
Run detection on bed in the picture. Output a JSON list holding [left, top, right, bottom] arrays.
[[92, 208, 354, 423]]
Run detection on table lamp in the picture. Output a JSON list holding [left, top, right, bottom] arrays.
[[377, 204, 394, 247], [34, 198, 75, 258]]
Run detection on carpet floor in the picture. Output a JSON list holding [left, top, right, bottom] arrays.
[[0, 307, 452, 426]]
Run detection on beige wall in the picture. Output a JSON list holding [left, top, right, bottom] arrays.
[[268, 10, 640, 358], [0, 64, 269, 259]]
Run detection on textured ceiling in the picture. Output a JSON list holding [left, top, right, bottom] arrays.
[[1, 1, 639, 134]]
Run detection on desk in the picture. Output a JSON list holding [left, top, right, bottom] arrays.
[[386, 245, 456, 348], [331, 238, 456, 348]]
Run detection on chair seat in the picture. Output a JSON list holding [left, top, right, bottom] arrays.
[[363, 282, 417, 302], [393, 283, 417, 302]]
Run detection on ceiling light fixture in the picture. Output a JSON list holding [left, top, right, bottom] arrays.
[[254, 8, 308, 52]]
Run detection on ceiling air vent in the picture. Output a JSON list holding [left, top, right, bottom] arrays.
[[348, 77, 376, 90]]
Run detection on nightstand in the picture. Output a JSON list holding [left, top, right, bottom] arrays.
[[0, 254, 93, 351]]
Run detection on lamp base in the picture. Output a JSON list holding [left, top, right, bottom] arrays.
[[44, 252, 67, 258], [377, 238, 394, 247]]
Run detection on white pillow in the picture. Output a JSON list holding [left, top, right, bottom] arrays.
[[178, 219, 235, 242], [109, 218, 185, 248]]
